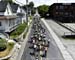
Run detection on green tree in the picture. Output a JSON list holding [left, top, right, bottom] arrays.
[[29, 1, 34, 9], [28, 1, 34, 15], [22, 5, 27, 10], [37, 5, 49, 17]]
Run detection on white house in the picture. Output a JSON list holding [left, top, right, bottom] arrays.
[[20, 7, 26, 23], [10, 3, 22, 24], [0, 1, 21, 33], [16, 5, 27, 24]]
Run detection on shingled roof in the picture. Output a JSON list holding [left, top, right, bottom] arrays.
[[10, 3, 19, 13], [0, 1, 7, 12]]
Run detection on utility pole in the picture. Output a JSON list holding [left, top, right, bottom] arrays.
[[26, 0, 28, 25], [57, 0, 58, 3]]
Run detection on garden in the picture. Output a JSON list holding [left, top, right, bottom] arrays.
[[0, 38, 14, 58], [10, 23, 27, 39]]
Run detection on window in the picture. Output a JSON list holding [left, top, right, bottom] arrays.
[[13, 20, 15, 25], [0, 22, 2, 26], [60, 6, 64, 9], [65, 12, 68, 15], [9, 20, 11, 26], [56, 6, 59, 9], [60, 12, 63, 15], [56, 12, 58, 14]]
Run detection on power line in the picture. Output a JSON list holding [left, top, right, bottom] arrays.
[[15, 0, 25, 5]]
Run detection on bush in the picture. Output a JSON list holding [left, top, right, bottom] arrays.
[[30, 16, 33, 20], [8, 42, 14, 51], [0, 42, 14, 58], [0, 44, 7, 51], [10, 23, 27, 39], [0, 38, 7, 51]]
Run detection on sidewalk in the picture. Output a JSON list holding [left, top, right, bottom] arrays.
[[41, 18, 73, 60], [9, 20, 32, 60], [16, 23, 32, 60]]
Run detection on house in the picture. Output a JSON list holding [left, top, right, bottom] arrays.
[[49, 3, 75, 23], [20, 7, 26, 23], [11, 3, 27, 24], [16, 5, 27, 24], [10, 3, 22, 24], [0, 1, 21, 33]]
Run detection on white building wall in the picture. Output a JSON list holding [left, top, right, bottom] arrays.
[[0, 20, 5, 31], [4, 19, 18, 32], [0, 18, 22, 32], [4, 20, 10, 32], [0, 20, 9, 32], [21, 9, 26, 23]]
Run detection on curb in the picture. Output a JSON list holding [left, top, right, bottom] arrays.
[[16, 21, 32, 60], [41, 19, 73, 60]]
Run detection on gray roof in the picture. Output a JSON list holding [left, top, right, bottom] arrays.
[[10, 3, 19, 13], [0, 1, 7, 12]]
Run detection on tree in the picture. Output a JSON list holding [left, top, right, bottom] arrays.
[[37, 5, 49, 17], [28, 1, 34, 15], [22, 5, 27, 10], [29, 1, 34, 9]]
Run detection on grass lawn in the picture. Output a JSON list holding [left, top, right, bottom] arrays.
[[0, 42, 14, 58], [10, 23, 27, 39]]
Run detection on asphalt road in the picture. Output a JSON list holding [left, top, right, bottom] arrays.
[[21, 19, 64, 60], [45, 19, 75, 60]]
